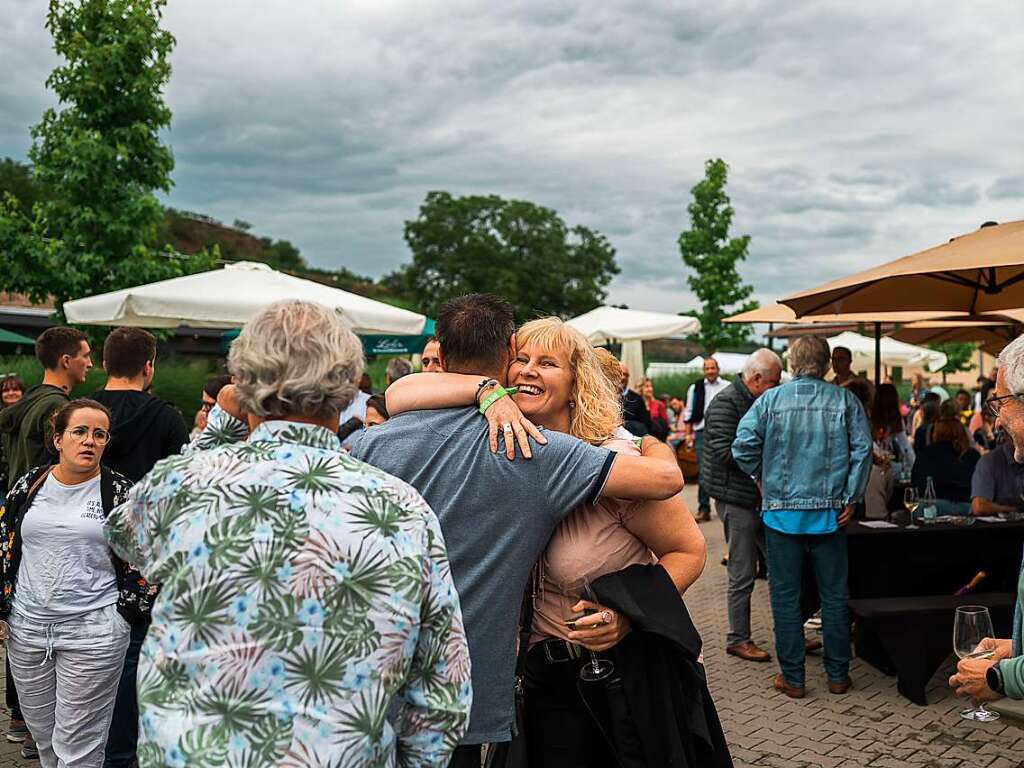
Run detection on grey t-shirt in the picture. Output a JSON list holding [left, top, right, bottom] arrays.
[[351, 407, 614, 743], [971, 442, 1024, 507], [13, 473, 118, 624]]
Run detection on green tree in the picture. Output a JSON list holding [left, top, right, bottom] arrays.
[[930, 341, 977, 384], [0, 0, 214, 317], [0, 158, 50, 216], [678, 158, 758, 352], [398, 191, 619, 320]]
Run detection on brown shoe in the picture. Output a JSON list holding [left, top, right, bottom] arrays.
[[773, 673, 805, 699], [805, 637, 823, 653], [696, 506, 712, 522], [727, 641, 772, 662], [828, 677, 853, 694]]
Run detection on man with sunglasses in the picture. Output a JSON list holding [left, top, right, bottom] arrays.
[[0, 327, 91, 492]]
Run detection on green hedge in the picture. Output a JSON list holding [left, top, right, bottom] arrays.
[[650, 372, 734, 399]]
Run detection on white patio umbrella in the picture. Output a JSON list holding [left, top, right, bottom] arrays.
[[567, 306, 700, 388], [826, 331, 948, 374], [64, 261, 427, 335]]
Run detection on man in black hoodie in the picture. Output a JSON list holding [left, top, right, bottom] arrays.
[[92, 326, 188, 768]]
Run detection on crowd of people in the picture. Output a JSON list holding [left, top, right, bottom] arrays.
[[0, 295, 1020, 767]]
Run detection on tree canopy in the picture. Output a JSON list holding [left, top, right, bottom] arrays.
[[0, 0, 214, 317], [396, 191, 619, 320], [678, 158, 758, 352]]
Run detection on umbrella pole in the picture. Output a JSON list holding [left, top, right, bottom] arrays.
[[874, 322, 881, 385], [768, 323, 774, 351]]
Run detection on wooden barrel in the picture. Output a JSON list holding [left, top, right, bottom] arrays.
[[675, 442, 699, 481]]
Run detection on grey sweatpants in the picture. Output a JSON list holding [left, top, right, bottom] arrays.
[[717, 501, 765, 647], [7, 604, 130, 768]]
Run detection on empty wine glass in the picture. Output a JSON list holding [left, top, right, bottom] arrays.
[[904, 487, 920, 529], [560, 575, 614, 682], [953, 605, 1000, 722]]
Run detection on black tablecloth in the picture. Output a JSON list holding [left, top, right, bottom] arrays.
[[848, 519, 1024, 600], [847, 520, 1024, 704]]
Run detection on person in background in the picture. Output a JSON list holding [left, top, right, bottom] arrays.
[[864, 383, 915, 520], [950, 346, 1024, 705], [421, 336, 444, 372], [733, 335, 872, 699], [841, 378, 874, 418], [339, 372, 373, 449], [911, 417, 980, 515], [909, 372, 929, 410], [0, 374, 28, 754], [364, 393, 389, 427], [190, 374, 231, 439], [955, 389, 974, 426], [2, 399, 153, 768], [619, 363, 652, 437], [912, 393, 942, 449], [703, 349, 782, 663], [104, 300, 472, 765], [971, 422, 1024, 517], [829, 346, 858, 387], [386, 357, 414, 386], [0, 327, 92, 492], [90, 327, 188, 768], [358, 371, 374, 395], [640, 377, 670, 441], [973, 410, 999, 453], [684, 357, 729, 522]]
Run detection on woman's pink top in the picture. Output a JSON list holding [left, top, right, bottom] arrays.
[[530, 436, 656, 646], [647, 399, 668, 422]]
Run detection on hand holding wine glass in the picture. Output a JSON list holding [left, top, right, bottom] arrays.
[[560, 575, 618, 682], [952, 606, 1001, 721]]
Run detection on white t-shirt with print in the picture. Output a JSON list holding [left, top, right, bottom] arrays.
[[13, 473, 118, 624]]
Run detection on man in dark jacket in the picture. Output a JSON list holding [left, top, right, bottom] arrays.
[[702, 348, 781, 662], [91, 326, 189, 768], [619, 362, 652, 436], [0, 327, 91, 490]]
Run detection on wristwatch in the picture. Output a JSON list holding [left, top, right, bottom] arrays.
[[987, 661, 1005, 695]]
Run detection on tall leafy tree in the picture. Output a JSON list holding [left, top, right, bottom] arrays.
[[0, 0, 214, 317], [398, 191, 619, 320], [930, 341, 977, 385], [678, 158, 758, 352]]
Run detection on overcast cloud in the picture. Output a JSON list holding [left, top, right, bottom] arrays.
[[2, 0, 1023, 313]]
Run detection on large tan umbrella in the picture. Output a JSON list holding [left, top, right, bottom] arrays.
[[780, 220, 1024, 317]]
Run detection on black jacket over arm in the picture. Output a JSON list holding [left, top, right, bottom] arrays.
[[591, 564, 733, 768], [701, 378, 760, 510], [622, 390, 652, 436]]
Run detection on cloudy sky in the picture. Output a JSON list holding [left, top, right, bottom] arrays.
[[3, 0, 1023, 313]]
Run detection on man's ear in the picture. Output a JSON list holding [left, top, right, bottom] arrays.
[[438, 348, 447, 371]]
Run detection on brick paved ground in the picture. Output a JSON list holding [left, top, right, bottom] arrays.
[[683, 485, 1024, 768], [0, 485, 1019, 767]]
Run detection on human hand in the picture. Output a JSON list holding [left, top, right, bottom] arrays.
[[976, 637, 1013, 661], [567, 600, 631, 652], [949, 654, 1002, 701], [216, 384, 245, 422], [838, 504, 856, 527], [483, 393, 546, 459]]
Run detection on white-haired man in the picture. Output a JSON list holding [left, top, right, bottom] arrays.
[[703, 348, 782, 663], [951, 338, 1024, 707], [104, 300, 471, 767]]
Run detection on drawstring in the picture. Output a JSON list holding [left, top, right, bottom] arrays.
[[39, 623, 56, 666]]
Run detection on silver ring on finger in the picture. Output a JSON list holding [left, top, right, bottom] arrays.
[[502, 423, 514, 434], [601, 611, 613, 625]]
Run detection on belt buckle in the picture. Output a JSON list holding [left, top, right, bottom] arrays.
[[543, 640, 581, 663]]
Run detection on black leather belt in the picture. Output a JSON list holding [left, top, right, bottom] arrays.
[[540, 638, 582, 663]]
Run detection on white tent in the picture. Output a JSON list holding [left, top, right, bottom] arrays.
[[826, 331, 947, 373], [567, 306, 700, 387], [646, 352, 751, 379], [64, 261, 427, 335]]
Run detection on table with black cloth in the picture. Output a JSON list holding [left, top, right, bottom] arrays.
[[847, 519, 1024, 704]]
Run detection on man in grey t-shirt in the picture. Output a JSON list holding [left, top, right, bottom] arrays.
[[971, 441, 1024, 516], [352, 294, 683, 766]]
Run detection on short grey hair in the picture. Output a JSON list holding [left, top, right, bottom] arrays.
[[788, 335, 832, 378], [228, 300, 364, 419], [998, 335, 1024, 394], [386, 357, 413, 384], [742, 348, 782, 379]]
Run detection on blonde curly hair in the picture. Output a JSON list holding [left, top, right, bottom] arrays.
[[515, 318, 622, 445]]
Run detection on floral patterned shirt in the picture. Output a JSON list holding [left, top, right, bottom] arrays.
[[104, 410, 472, 768]]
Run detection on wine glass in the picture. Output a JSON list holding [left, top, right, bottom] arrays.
[[953, 605, 1000, 722], [904, 487, 920, 529], [560, 575, 614, 682]]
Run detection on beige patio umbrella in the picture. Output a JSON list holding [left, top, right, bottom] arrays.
[[780, 220, 1024, 317]]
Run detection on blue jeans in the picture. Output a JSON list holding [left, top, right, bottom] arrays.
[[695, 430, 709, 509], [765, 526, 850, 687]]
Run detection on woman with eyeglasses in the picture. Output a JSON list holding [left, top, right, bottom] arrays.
[[0, 399, 154, 768]]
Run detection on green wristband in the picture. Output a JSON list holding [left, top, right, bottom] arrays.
[[479, 386, 518, 415]]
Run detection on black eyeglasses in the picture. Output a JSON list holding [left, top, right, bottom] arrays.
[[986, 394, 1024, 416]]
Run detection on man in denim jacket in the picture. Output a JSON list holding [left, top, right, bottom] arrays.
[[732, 335, 872, 698]]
